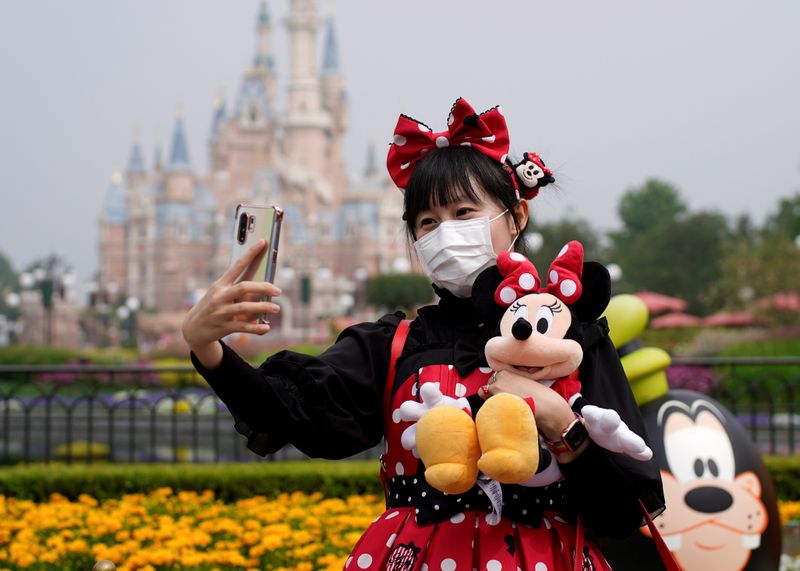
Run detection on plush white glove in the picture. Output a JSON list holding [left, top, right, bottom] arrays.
[[398, 382, 471, 457], [581, 404, 653, 461]]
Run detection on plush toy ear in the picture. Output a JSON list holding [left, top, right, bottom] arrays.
[[472, 265, 505, 324], [570, 261, 611, 322]]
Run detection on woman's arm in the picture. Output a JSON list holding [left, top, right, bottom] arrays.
[[191, 313, 403, 459]]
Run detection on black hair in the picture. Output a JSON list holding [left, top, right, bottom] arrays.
[[402, 147, 529, 255]]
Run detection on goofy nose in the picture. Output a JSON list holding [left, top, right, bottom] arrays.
[[512, 317, 533, 340], [684, 486, 733, 513]]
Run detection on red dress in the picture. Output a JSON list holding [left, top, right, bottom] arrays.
[[347, 363, 613, 571]]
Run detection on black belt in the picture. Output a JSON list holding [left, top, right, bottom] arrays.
[[385, 474, 568, 527]]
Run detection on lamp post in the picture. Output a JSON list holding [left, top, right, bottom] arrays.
[[19, 256, 71, 346]]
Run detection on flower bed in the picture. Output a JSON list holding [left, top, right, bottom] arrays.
[[0, 489, 384, 570], [1, 489, 799, 570]]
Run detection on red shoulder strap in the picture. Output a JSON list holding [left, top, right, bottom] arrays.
[[384, 319, 412, 414], [571, 503, 681, 571], [639, 499, 683, 570]]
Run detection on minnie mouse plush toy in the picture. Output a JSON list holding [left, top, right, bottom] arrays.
[[400, 243, 652, 496]]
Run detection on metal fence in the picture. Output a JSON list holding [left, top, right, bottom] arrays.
[[0, 358, 797, 464]]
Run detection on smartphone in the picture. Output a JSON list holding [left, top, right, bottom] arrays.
[[230, 203, 283, 324]]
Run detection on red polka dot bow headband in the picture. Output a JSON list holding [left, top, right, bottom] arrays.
[[386, 98, 555, 200], [494, 241, 585, 307]]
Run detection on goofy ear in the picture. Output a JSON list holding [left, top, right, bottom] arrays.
[[570, 261, 611, 322], [472, 265, 505, 324]]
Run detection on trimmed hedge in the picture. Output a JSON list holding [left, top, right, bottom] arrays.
[[0, 457, 798, 501], [0, 460, 383, 501]]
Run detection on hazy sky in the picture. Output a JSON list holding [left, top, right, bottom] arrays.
[[1, 1, 799, 289]]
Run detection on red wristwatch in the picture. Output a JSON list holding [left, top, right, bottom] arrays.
[[544, 413, 588, 456]]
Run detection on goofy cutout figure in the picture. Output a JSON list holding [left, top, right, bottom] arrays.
[[400, 242, 652, 496]]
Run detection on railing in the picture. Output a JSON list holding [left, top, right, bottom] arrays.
[[0, 358, 797, 463]]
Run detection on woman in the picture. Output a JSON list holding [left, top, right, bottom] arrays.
[[183, 98, 664, 570]]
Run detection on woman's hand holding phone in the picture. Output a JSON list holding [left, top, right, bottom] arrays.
[[181, 239, 281, 370]]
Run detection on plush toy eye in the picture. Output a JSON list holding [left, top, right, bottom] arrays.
[[534, 306, 553, 334], [512, 303, 529, 321]]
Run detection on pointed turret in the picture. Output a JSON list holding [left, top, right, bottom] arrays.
[[210, 92, 227, 140], [168, 106, 191, 171], [103, 171, 128, 224], [153, 146, 163, 173], [364, 141, 378, 178], [254, 1, 275, 72], [321, 14, 339, 76], [127, 133, 146, 175]]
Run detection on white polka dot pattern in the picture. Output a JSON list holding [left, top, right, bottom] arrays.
[[518, 272, 535, 290], [560, 279, 577, 297], [499, 286, 517, 304]]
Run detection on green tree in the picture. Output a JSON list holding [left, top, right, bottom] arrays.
[[0, 251, 19, 319], [366, 273, 434, 313], [710, 230, 800, 316], [0, 251, 18, 291], [765, 193, 800, 241], [616, 179, 687, 236], [608, 180, 730, 314]]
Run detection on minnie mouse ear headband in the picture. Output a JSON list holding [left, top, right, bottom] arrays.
[[386, 97, 555, 200], [494, 241, 585, 307]]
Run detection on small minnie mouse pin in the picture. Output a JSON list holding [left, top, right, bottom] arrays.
[[512, 152, 555, 198]]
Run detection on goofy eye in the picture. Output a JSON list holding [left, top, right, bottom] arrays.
[[534, 306, 553, 334]]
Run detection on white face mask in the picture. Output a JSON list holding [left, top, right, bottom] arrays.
[[414, 210, 516, 298]]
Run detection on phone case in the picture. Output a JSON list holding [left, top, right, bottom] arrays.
[[230, 204, 283, 324]]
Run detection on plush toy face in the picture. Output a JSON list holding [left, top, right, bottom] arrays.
[[484, 292, 583, 381], [515, 159, 547, 188]]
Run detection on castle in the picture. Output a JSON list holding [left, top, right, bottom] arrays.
[[98, 0, 407, 338]]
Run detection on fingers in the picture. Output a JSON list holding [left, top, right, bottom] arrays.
[[223, 280, 282, 302], [227, 320, 271, 336], [419, 382, 444, 405], [223, 300, 281, 319], [220, 239, 267, 285], [239, 247, 269, 283], [401, 424, 418, 451]]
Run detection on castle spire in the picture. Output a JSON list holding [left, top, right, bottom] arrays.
[[126, 131, 146, 174], [321, 13, 339, 75], [168, 106, 191, 171], [364, 141, 377, 178], [210, 91, 227, 139], [254, 1, 275, 71]]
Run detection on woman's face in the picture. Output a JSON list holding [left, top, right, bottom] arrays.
[[413, 186, 529, 255]]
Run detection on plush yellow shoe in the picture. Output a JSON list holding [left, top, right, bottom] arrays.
[[476, 393, 539, 484], [416, 406, 480, 495]]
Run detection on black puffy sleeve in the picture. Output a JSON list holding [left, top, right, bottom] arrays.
[[558, 318, 665, 539], [191, 313, 403, 459]]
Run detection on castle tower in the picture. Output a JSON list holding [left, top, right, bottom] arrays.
[[209, 2, 279, 210], [126, 132, 147, 188], [283, 0, 334, 195], [320, 11, 349, 203], [254, 1, 278, 111], [98, 171, 129, 296], [161, 107, 194, 204]]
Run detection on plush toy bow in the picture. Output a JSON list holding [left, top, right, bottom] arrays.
[[387, 98, 510, 191], [495, 241, 585, 307]]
